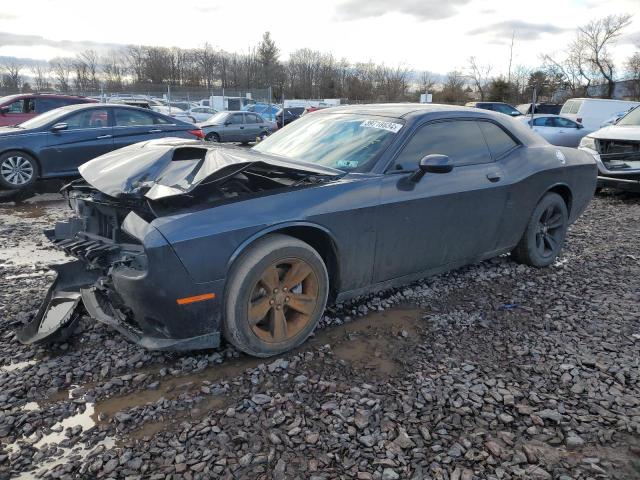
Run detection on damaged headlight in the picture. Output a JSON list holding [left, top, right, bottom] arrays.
[[579, 136, 597, 151]]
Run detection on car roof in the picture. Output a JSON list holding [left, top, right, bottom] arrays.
[[316, 103, 492, 119]]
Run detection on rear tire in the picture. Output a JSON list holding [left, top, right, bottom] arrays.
[[511, 192, 568, 267], [224, 234, 329, 357], [205, 132, 220, 143], [0, 151, 38, 190]]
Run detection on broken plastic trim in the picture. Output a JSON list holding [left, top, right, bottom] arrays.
[[16, 262, 100, 345]]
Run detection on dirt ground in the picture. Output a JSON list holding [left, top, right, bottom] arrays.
[[0, 186, 639, 479]]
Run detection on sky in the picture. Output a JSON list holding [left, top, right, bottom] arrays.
[[0, 0, 638, 75]]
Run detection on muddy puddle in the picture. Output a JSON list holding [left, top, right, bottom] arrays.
[[7, 398, 115, 480], [92, 306, 424, 439]]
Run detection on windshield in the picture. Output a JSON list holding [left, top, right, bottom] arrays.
[[253, 113, 402, 172], [616, 106, 640, 126], [204, 112, 228, 124], [18, 108, 67, 129]]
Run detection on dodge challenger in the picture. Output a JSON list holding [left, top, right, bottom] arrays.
[[17, 104, 597, 357]]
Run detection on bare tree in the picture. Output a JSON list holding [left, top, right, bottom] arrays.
[[626, 51, 640, 100], [419, 71, 435, 93], [578, 14, 632, 98], [1, 60, 23, 91], [33, 62, 51, 91], [50, 57, 73, 92], [467, 57, 492, 100], [440, 71, 468, 104]]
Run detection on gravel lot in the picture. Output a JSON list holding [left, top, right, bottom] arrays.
[[0, 189, 639, 480]]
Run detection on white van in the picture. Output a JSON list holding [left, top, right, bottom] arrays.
[[560, 98, 640, 131]]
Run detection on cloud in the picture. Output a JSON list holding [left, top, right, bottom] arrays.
[[468, 20, 569, 44], [335, 0, 471, 21], [620, 30, 640, 46], [0, 32, 121, 55]]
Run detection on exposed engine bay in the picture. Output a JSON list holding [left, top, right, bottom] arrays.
[[17, 141, 343, 349]]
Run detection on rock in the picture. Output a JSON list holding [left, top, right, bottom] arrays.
[[251, 394, 272, 405], [566, 434, 585, 450], [358, 435, 376, 447], [485, 440, 503, 458], [382, 468, 400, 480]]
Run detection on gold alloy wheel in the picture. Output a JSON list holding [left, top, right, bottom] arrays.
[[248, 257, 319, 343]]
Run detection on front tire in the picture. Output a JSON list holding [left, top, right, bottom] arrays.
[[511, 192, 568, 267], [224, 234, 329, 357], [0, 151, 38, 190], [205, 132, 220, 143]]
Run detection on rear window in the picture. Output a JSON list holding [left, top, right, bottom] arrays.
[[561, 100, 583, 115], [478, 122, 518, 158]]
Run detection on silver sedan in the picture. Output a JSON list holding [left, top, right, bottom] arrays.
[[518, 114, 589, 147]]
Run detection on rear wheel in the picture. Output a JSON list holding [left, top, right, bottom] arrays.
[[205, 132, 220, 143], [224, 234, 329, 357], [0, 151, 38, 190], [511, 192, 568, 267]]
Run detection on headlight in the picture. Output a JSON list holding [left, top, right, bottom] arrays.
[[579, 136, 596, 151]]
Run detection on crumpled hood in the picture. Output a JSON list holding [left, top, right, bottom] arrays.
[[589, 125, 640, 141], [78, 138, 344, 200]]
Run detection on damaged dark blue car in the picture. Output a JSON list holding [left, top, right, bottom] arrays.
[[18, 104, 597, 357]]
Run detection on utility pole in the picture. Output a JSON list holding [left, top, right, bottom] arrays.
[[507, 30, 515, 85]]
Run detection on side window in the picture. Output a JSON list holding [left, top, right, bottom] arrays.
[[115, 109, 155, 126], [247, 114, 261, 124], [65, 109, 110, 130], [553, 117, 577, 128], [6, 100, 24, 113], [478, 122, 518, 159], [393, 120, 492, 170], [532, 117, 547, 127], [229, 113, 244, 125], [35, 98, 67, 113]]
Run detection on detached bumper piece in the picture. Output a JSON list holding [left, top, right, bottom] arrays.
[[597, 175, 640, 193], [16, 262, 99, 344]]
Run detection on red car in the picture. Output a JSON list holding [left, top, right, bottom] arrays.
[[0, 93, 97, 126]]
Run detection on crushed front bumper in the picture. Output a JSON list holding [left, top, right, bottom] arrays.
[[18, 210, 225, 351]]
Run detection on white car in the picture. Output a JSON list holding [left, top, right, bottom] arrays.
[[518, 114, 588, 147], [560, 98, 640, 131], [188, 106, 217, 122], [150, 105, 196, 124], [578, 106, 640, 192]]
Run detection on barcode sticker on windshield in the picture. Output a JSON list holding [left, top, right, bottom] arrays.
[[360, 120, 403, 133]]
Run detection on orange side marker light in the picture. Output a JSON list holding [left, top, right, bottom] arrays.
[[176, 293, 216, 305]]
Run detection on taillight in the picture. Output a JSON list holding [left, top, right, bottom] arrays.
[[188, 129, 205, 139], [576, 117, 582, 123]]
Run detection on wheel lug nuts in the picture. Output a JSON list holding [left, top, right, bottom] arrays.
[[273, 288, 278, 293], [269, 299, 275, 305], [276, 305, 281, 310], [283, 287, 288, 292], [285, 297, 290, 302]]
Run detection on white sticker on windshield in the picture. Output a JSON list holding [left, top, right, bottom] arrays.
[[360, 119, 403, 133], [336, 160, 359, 168]]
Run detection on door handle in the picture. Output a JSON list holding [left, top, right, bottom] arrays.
[[239, 126, 245, 129], [148, 129, 162, 133], [96, 134, 112, 139], [487, 172, 501, 182]]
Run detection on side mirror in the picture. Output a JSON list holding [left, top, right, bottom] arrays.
[[410, 154, 453, 182], [224, 120, 232, 126], [51, 122, 68, 132], [576, 123, 584, 129], [0, 106, 9, 115]]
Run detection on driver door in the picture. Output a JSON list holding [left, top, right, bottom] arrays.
[[373, 120, 511, 283], [41, 108, 113, 175], [222, 112, 246, 142]]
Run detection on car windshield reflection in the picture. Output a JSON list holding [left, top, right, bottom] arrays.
[[253, 113, 402, 172]]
